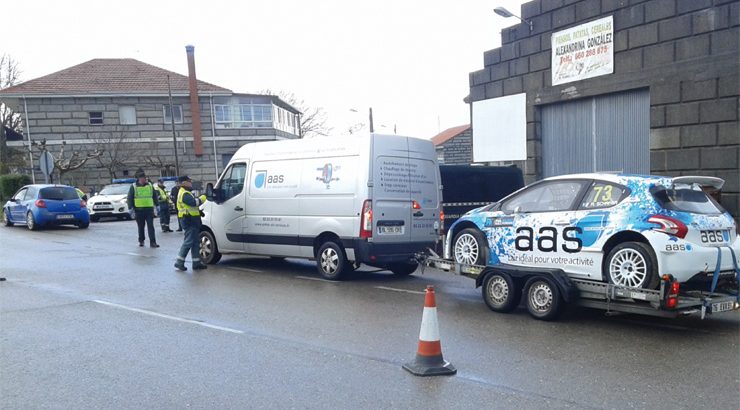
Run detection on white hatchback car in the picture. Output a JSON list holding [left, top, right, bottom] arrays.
[[446, 173, 739, 289]]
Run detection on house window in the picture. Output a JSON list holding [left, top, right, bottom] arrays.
[[119, 106, 137, 125], [214, 104, 273, 128], [89, 112, 103, 125], [163, 105, 183, 124]]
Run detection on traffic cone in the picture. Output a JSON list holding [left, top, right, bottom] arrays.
[[403, 285, 456, 376]]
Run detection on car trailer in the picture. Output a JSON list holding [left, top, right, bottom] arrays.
[[417, 252, 740, 321]]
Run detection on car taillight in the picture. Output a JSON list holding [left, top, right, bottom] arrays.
[[412, 200, 421, 210], [648, 215, 687, 239], [661, 274, 680, 309], [35, 199, 46, 208], [360, 199, 372, 239]]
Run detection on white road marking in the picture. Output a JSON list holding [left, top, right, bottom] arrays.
[[295, 276, 339, 283], [92, 300, 244, 334], [225, 266, 263, 273], [374, 286, 426, 295], [124, 252, 155, 258]]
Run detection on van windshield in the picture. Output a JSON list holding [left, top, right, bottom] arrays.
[[651, 187, 725, 214]]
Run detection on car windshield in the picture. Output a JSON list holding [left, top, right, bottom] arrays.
[[39, 187, 79, 200], [99, 184, 131, 195], [651, 186, 725, 214]]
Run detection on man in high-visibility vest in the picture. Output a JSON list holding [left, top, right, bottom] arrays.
[[155, 178, 174, 233], [127, 168, 160, 248], [174, 175, 208, 271]]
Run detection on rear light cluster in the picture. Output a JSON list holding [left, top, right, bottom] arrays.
[[360, 200, 373, 238], [35, 199, 46, 208], [661, 274, 680, 309], [439, 210, 445, 235], [648, 215, 687, 238]]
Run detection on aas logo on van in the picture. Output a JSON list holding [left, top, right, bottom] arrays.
[[254, 171, 284, 188]]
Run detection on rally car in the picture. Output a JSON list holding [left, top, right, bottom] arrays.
[[446, 173, 739, 289]]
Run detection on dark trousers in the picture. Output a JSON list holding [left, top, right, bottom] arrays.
[[159, 203, 171, 230], [177, 216, 201, 267], [135, 207, 156, 244]]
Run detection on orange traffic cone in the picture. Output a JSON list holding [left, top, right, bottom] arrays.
[[403, 285, 456, 376]]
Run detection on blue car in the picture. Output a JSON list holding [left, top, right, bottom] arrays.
[[2, 184, 90, 230]]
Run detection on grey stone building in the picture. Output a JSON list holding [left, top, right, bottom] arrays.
[[431, 125, 473, 165], [468, 0, 739, 223], [0, 47, 300, 191]]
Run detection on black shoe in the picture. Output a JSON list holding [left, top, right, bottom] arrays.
[[139, 241, 144, 247], [192, 264, 208, 270], [174, 263, 187, 271], [150, 242, 160, 248]]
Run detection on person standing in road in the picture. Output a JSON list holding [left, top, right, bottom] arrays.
[[127, 168, 160, 248], [155, 179, 174, 233], [170, 180, 183, 232], [174, 175, 208, 271]]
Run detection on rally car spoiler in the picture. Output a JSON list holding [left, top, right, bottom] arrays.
[[671, 176, 724, 190]]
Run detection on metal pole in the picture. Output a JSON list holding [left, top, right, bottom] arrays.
[[22, 96, 35, 183], [209, 92, 219, 179], [167, 75, 181, 176], [369, 107, 374, 133]]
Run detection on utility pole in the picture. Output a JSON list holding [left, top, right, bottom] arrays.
[[167, 75, 181, 176]]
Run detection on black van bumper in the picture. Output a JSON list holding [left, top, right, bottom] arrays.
[[349, 239, 436, 267]]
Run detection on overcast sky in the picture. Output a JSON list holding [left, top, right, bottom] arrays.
[[6, 0, 528, 139]]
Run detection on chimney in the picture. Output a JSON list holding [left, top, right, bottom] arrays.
[[185, 45, 204, 156]]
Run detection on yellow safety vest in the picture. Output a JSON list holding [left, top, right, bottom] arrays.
[[75, 188, 85, 199], [177, 187, 201, 217], [155, 185, 171, 205], [133, 183, 154, 208]]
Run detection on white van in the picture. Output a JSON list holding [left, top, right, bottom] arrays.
[[200, 133, 443, 280]]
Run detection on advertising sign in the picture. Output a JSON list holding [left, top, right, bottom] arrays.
[[551, 16, 614, 86]]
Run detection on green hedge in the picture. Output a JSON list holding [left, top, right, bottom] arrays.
[[0, 174, 32, 202]]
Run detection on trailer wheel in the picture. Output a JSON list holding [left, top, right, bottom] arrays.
[[482, 272, 520, 313], [317, 241, 350, 280], [453, 228, 488, 265], [525, 278, 563, 321]]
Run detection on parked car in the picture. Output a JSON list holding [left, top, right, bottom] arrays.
[[87, 180, 134, 222], [2, 184, 90, 230], [446, 173, 739, 289]]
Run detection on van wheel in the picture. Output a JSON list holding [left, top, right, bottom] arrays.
[[389, 262, 418, 276], [604, 242, 659, 289], [317, 241, 350, 280], [199, 230, 222, 264], [525, 278, 563, 321], [482, 272, 520, 313], [453, 228, 488, 265]]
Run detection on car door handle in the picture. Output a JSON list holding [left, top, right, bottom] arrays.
[[234, 206, 244, 211]]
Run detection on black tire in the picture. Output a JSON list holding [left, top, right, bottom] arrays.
[[26, 212, 38, 231], [316, 241, 350, 280], [453, 228, 488, 266], [482, 272, 521, 313], [3, 210, 13, 227], [78, 221, 89, 229], [199, 230, 222, 264], [525, 278, 563, 321], [90, 215, 100, 222], [389, 262, 418, 276], [604, 241, 659, 289]]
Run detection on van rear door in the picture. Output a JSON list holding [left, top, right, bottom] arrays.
[[406, 137, 441, 243]]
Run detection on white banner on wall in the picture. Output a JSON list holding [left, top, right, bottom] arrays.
[[472, 93, 527, 163], [551, 16, 614, 86]]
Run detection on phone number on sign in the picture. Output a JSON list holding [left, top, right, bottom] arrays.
[[575, 45, 609, 60]]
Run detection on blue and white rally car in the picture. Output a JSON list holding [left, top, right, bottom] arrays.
[[446, 173, 739, 289]]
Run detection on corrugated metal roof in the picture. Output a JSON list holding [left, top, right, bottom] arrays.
[[0, 58, 231, 96]]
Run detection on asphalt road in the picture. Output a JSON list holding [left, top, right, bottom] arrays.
[[1, 219, 739, 409]]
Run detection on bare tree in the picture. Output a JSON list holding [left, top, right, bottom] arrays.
[[30, 138, 103, 182], [142, 141, 177, 176], [87, 128, 143, 179], [261, 89, 332, 138], [0, 54, 24, 174]]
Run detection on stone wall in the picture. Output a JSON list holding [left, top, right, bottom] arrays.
[[437, 128, 473, 165]]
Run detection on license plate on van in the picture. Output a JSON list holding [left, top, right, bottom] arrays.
[[379, 226, 404, 235]]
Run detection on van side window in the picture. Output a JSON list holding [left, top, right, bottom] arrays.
[[219, 163, 247, 201]]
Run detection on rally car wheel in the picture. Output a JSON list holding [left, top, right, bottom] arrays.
[[525, 278, 563, 321], [453, 228, 488, 266], [605, 242, 659, 289], [482, 272, 520, 313], [199, 230, 222, 264]]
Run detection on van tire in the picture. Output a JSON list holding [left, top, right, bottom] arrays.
[[317, 241, 350, 280], [389, 262, 418, 276], [199, 230, 222, 264]]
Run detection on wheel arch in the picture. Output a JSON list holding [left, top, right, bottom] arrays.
[[448, 221, 481, 244], [313, 231, 344, 259]]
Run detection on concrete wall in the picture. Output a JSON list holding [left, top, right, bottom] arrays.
[[12, 95, 299, 190], [469, 0, 739, 221]]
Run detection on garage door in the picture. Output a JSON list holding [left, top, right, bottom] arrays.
[[541, 89, 649, 177]]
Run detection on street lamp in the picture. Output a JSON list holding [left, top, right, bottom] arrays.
[[493, 6, 533, 32]]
